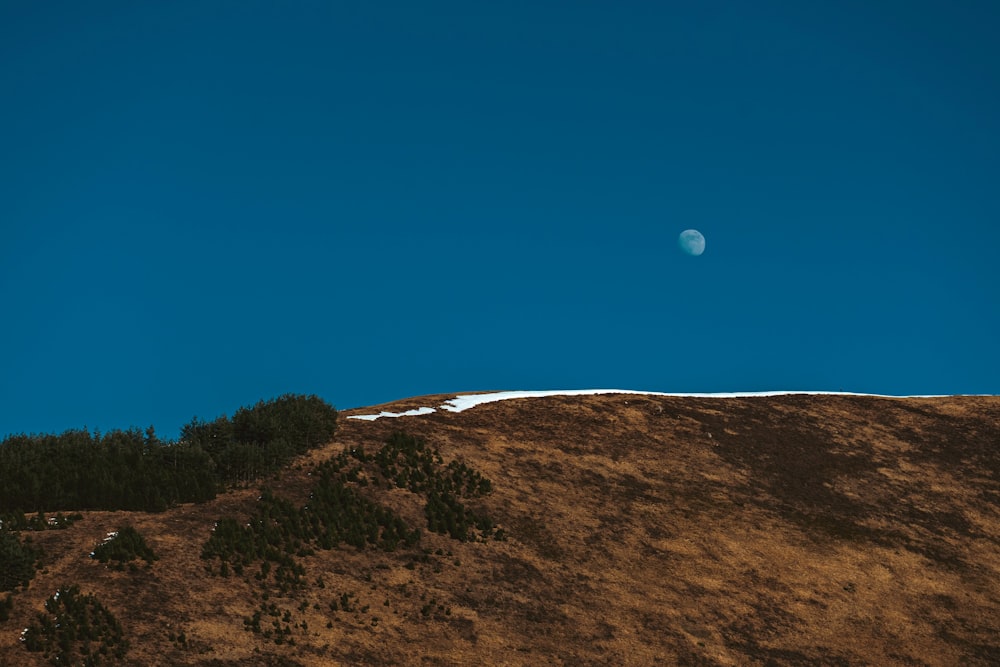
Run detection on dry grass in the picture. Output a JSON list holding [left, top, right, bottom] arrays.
[[2, 393, 999, 665]]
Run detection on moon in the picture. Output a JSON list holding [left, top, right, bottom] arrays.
[[678, 229, 706, 256]]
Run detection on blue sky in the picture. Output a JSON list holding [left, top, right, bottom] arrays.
[[2, 1, 998, 439]]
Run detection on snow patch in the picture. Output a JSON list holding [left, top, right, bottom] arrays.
[[89, 531, 119, 558], [347, 388, 955, 421], [440, 389, 950, 412], [347, 406, 436, 421]]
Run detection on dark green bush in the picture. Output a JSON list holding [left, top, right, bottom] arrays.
[[91, 526, 157, 566]]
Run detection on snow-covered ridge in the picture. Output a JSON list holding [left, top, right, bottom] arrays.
[[347, 389, 954, 421]]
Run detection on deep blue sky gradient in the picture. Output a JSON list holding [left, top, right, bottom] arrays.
[[2, 1, 998, 438]]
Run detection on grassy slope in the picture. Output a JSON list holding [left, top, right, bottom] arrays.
[[2, 393, 999, 666]]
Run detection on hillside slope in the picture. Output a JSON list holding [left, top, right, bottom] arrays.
[[2, 392, 999, 666]]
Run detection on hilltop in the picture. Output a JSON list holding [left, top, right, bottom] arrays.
[[2, 391, 999, 665]]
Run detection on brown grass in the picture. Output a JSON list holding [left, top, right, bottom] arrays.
[[2, 393, 999, 665]]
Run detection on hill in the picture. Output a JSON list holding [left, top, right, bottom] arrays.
[[2, 391, 999, 665]]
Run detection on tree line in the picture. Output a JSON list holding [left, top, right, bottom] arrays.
[[0, 394, 339, 513]]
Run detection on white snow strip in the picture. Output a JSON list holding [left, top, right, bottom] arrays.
[[348, 406, 437, 421], [439, 389, 954, 412], [89, 530, 119, 558], [347, 389, 959, 421]]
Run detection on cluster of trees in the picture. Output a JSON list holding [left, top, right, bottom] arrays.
[[203, 430, 500, 593], [310, 463, 421, 551], [0, 394, 339, 513], [243, 601, 301, 645], [373, 431, 492, 497], [202, 478, 420, 592], [182, 394, 339, 485], [90, 526, 157, 568], [201, 492, 310, 592], [372, 431, 496, 541], [424, 489, 494, 542], [21, 585, 128, 666], [0, 530, 41, 592], [0, 428, 216, 512]]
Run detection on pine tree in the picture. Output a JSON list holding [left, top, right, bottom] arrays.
[[0, 531, 40, 592]]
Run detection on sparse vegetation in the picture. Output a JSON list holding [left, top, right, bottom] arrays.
[[202, 430, 498, 591], [244, 601, 297, 643], [365, 431, 497, 541], [198, 429, 499, 648]]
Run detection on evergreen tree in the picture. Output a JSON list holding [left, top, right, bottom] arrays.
[[0, 530, 41, 592]]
